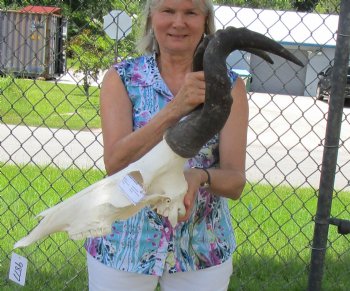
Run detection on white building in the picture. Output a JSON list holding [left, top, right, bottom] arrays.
[[214, 6, 339, 97]]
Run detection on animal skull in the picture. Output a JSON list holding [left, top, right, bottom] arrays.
[[14, 26, 303, 248], [14, 140, 187, 248]]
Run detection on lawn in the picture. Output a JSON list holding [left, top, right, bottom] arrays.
[[1, 76, 349, 290], [229, 184, 350, 290], [0, 75, 101, 130], [0, 163, 104, 290], [1, 163, 349, 290]]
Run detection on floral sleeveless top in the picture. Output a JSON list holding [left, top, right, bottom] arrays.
[[85, 54, 238, 276]]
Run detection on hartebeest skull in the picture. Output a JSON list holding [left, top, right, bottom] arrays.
[[14, 27, 303, 249]]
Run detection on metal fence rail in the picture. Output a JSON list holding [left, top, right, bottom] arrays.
[[308, 1, 350, 290], [1, 1, 349, 290]]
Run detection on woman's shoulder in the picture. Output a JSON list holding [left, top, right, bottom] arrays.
[[113, 54, 155, 72], [113, 54, 157, 85]]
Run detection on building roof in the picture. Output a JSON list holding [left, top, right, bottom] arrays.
[[214, 6, 338, 48], [19, 6, 61, 15]]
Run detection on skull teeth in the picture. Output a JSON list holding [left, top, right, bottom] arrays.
[[70, 227, 110, 240]]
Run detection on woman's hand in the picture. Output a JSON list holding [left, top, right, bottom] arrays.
[[170, 71, 206, 117], [178, 168, 205, 222]]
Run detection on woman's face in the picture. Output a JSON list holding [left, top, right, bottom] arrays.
[[151, 0, 207, 56]]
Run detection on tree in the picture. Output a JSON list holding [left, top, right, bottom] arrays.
[[214, 0, 339, 13], [1, 0, 141, 87], [314, 0, 341, 13], [215, 0, 293, 10], [292, 0, 320, 11], [67, 28, 138, 95], [0, 0, 142, 37]]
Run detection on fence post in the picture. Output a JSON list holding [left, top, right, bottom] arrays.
[[307, 1, 350, 290]]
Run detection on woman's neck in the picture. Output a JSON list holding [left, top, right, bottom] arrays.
[[157, 54, 193, 96], [157, 52, 193, 75]]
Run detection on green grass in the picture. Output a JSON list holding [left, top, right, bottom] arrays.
[[0, 75, 101, 130], [1, 76, 349, 290], [1, 164, 349, 290], [228, 184, 350, 290], [1, 163, 105, 290]]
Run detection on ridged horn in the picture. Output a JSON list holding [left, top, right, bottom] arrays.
[[165, 26, 303, 158]]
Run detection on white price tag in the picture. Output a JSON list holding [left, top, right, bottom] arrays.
[[119, 174, 145, 204], [9, 252, 28, 286]]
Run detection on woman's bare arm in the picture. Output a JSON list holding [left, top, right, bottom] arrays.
[[179, 77, 248, 221], [100, 68, 206, 175]]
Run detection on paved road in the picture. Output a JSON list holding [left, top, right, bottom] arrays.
[[247, 94, 350, 190], [50, 69, 106, 87], [1, 93, 349, 190], [0, 124, 104, 170]]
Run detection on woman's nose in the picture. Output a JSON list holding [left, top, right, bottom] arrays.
[[172, 13, 185, 26]]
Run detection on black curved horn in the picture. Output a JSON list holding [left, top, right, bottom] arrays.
[[165, 26, 303, 158], [192, 34, 212, 71]]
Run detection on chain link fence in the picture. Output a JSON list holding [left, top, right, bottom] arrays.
[[1, 0, 349, 290]]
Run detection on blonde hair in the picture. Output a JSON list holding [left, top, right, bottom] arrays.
[[137, 0, 216, 54]]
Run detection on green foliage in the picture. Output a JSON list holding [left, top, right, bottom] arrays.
[[213, 0, 339, 13], [292, 0, 320, 11], [67, 29, 114, 94], [215, 0, 293, 10], [66, 28, 139, 95], [2, 0, 341, 14], [0, 0, 142, 36], [315, 0, 341, 13], [1, 0, 142, 83]]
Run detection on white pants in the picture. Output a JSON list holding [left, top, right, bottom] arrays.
[[87, 253, 233, 291]]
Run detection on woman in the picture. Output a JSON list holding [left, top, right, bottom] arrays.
[[85, 0, 248, 290]]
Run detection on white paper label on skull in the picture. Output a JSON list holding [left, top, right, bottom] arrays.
[[119, 174, 145, 205]]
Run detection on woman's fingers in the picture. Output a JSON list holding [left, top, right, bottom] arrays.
[[178, 191, 195, 222], [178, 168, 202, 222], [170, 71, 206, 116]]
